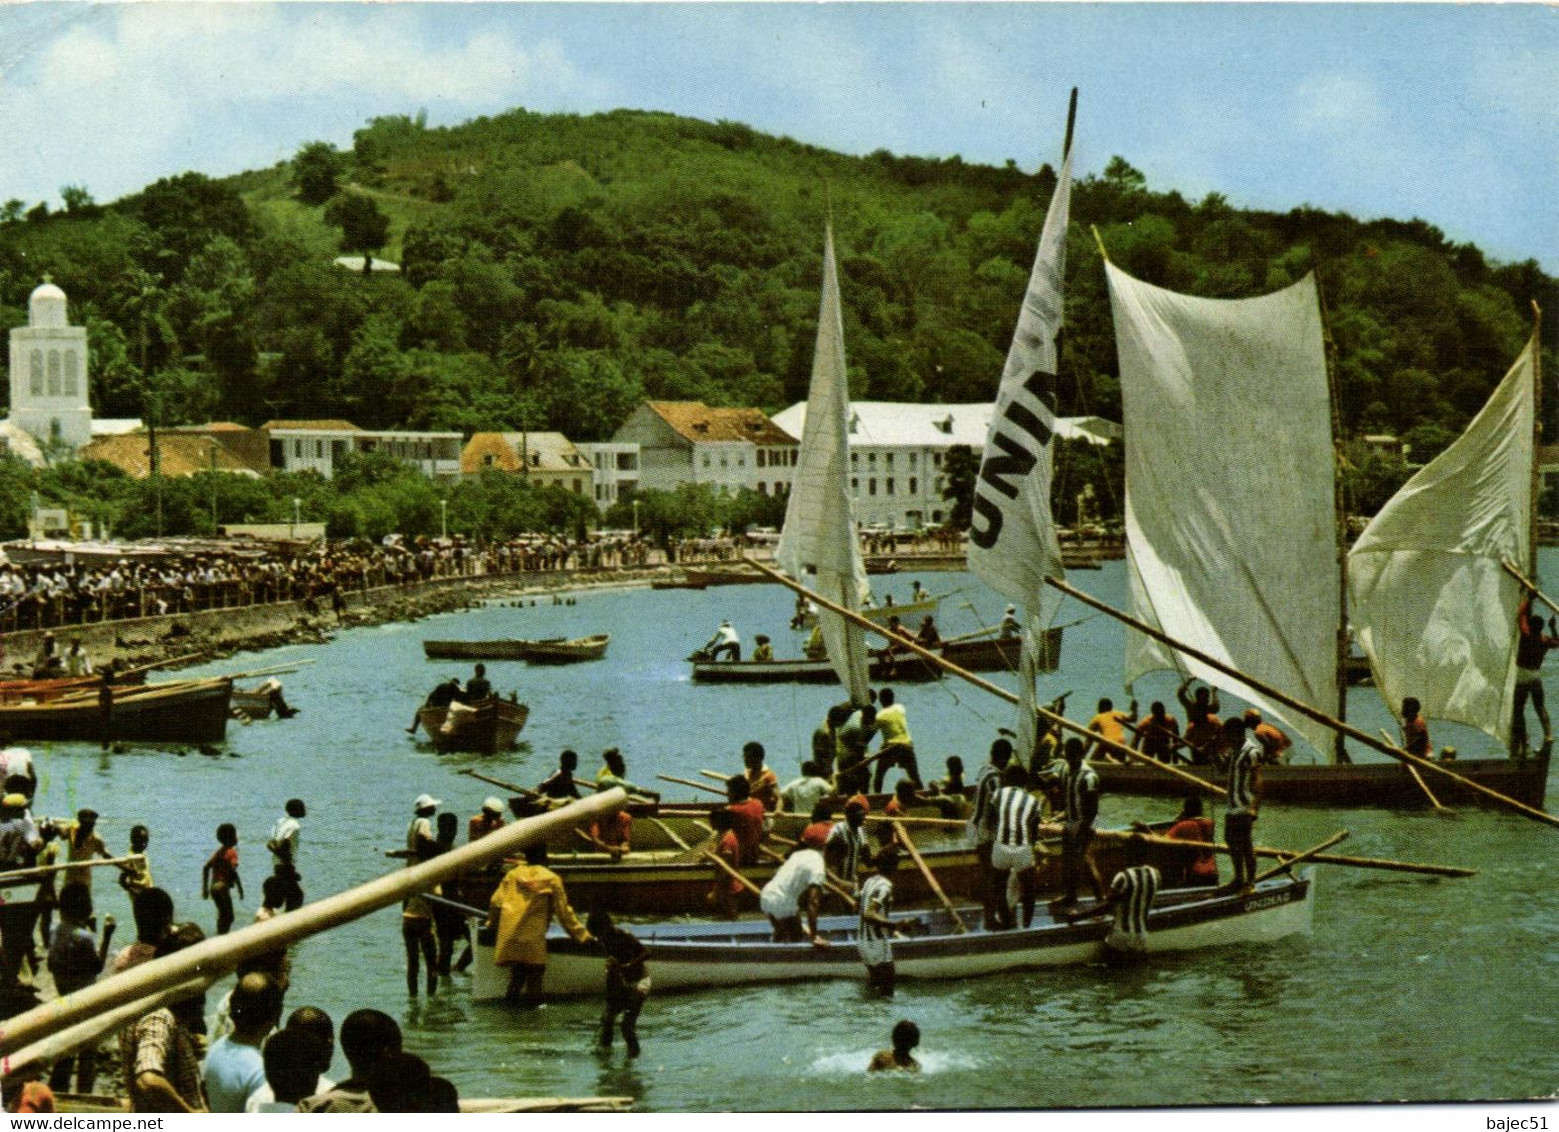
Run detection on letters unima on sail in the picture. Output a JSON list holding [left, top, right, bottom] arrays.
[[776, 225, 872, 705], [1106, 263, 1339, 760], [967, 145, 1073, 629], [1348, 335, 1537, 743]]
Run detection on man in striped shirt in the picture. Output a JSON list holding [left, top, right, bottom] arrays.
[[1222, 716, 1263, 890], [825, 796, 874, 889], [857, 847, 900, 996], [1054, 738, 1104, 909], [969, 737, 1014, 929], [989, 765, 1042, 929], [1103, 865, 1161, 955]]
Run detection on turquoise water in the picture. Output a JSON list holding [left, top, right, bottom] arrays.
[[21, 560, 1559, 1109]]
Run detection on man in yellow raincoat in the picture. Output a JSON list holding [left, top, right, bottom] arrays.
[[487, 843, 593, 1006]]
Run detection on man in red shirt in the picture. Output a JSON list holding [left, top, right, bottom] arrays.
[[1163, 794, 1218, 887], [725, 776, 766, 865], [705, 808, 743, 920], [742, 742, 780, 813], [1242, 709, 1292, 765], [1400, 697, 1431, 759]]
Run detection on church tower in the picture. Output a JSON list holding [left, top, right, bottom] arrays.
[[7, 279, 92, 452]]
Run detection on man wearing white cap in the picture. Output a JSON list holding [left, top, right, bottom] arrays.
[[999, 605, 1022, 638], [468, 797, 506, 843], [402, 795, 441, 997]]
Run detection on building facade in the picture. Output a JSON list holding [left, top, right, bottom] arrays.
[[460, 432, 594, 498], [575, 442, 641, 512], [264, 421, 463, 480], [7, 280, 93, 452], [612, 401, 797, 496]]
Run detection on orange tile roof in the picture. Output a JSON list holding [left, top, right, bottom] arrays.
[[646, 402, 797, 446], [80, 432, 265, 478], [260, 420, 362, 432]]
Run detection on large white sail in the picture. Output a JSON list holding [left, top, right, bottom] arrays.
[[1106, 264, 1339, 760], [1348, 335, 1536, 743], [966, 129, 1073, 758], [776, 224, 872, 705]]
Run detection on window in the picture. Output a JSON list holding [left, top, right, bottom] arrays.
[[851, 453, 859, 468], [47, 350, 61, 395], [851, 477, 859, 495], [573, 479, 582, 493], [868, 452, 876, 467], [885, 453, 894, 468], [933, 452, 943, 467], [64, 352, 78, 396], [909, 477, 918, 495], [484, 454, 496, 467], [736, 455, 744, 467], [869, 478, 877, 496], [703, 454, 712, 468], [886, 478, 895, 495], [756, 450, 765, 468], [293, 440, 303, 458], [932, 509, 943, 523], [29, 351, 42, 395], [909, 452, 918, 469], [315, 440, 324, 459], [757, 482, 768, 495]]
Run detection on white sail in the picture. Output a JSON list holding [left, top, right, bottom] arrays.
[[1347, 335, 1536, 743], [776, 224, 872, 705], [966, 139, 1074, 760], [1106, 264, 1339, 760]]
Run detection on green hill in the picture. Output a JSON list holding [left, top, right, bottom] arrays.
[[0, 105, 1552, 461]]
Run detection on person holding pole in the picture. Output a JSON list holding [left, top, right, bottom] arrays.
[[1222, 716, 1263, 892], [487, 843, 593, 1008], [1512, 594, 1558, 753]]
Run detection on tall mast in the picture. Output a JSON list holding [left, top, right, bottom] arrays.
[[1531, 300, 1544, 581], [1316, 262, 1351, 765]]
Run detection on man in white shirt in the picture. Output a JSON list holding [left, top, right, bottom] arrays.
[[759, 847, 832, 946], [267, 798, 306, 911]]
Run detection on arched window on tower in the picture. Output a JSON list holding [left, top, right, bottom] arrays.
[[29, 351, 43, 395], [47, 350, 61, 396], [64, 352, 78, 397]]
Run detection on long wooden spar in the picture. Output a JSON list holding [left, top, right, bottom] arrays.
[[740, 556, 1225, 799], [0, 789, 628, 1057], [1044, 574, 1559, 830], [1504, 560, 1559, 620]]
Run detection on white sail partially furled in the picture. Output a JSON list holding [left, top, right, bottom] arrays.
[[776, 224, 872, 705], [1348, 335, 1536, 744], [1106, 264, 1340, 761], [966, 144, 1073, 760]]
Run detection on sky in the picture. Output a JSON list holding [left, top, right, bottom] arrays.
[[1, 2, 1556, 270]]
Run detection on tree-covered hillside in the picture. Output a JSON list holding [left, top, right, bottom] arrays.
[[0, 106, 1552, 460]]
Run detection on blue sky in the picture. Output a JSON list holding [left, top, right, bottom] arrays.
[[2, 3, 1556, 269]]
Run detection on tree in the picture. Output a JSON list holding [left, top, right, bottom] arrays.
[[324, 193, 392, 273], [59, 185, 98, 218], [941, 445, 979, 530], [293, 142, 345, 207]]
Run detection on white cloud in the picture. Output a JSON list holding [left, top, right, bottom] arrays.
[[1292, 73, 1384, 132]]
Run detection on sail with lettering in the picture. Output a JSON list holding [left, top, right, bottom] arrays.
[[1347, 334, 1537, 743], [1106, 264, 1340, 760], [965, 96, 1074, 758], [776, 224, 872, 705]]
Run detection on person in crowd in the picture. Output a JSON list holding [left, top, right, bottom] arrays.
[[706, 807, 744, 920], [999, 605, 1022, 638], [595, 747, 659, 801], [915, 615, 941, 649], [741, 740, 780, 812], [461, 663, 492, 702], [990, 763, 1042, 929], [64, 638, 92, 678], [1133, 701, 1182, 763], [1513, 594, 1559, 752], [1053, 737, 1104, 910], [46, 882, 114, 1094], [1102, 864, 1163, 956], [116, 825, 153, 901], [32, 821, 60, 952], [407, 677, 461, 734], [800, 800, 834, 850], [202, 971, 283, 1112], [1243, 709, 1292, 765], [759, 843, 831, 945], [246, 1007, 335, 1111], [588, 802, 633, 862], [0, 744, 36, 800], [812, 703, 851, 777], [1179, 678, 1223, 765], [62, 808, 110, 893], [884, 778, 919, 818], [0, 791, 42, 986], [487, 843, 593, 1008], [825, 796, 874, 890], [779, 760, 833, 817], [1162, 794, 1219, 888], [804, 623, 828, 661], [725, 775, 766, 866], [1085, 696, 1136, 762], [751, 634, 775, 662], [201, 823, 244, 936], [468, 797, 506, 842], [297, 1009, 402, 1113], [538, 749, 583, 800], [970, 737, 1013, 928], [703, 620, 741, 662], [267, 798, 306, 911], [1223, 715, 1264, 891], [110, 886, 174, 976], [872, 687, 922, 792], [589, 909, 650, 1058], [868, 1020, 922, 1073], [834, 703, 878, 797], [365, 1051, 439, 1114], [857, 846, 900, 997], [122, 924, 208, 1112], [1400, 697, 1431, 759], [402, 794, 441, 997]]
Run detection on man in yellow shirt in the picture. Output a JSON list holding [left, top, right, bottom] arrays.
[[871, 688, 922, 793], [487, 844, 593, 1007], [1085, 697, 1136, 763]]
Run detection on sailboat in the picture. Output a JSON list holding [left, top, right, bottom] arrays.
[[1088, 265, 1549, 808]]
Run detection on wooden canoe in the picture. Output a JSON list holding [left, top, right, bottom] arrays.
[[1091, 746, 1551, 809], [416, 697, 529, 755], [470, 871, 1314, 1000], [689, 628, 1058, 684], [513, 635, 610, 663], [0, 678, 232, 744], [423, 639, 532, 661], [796, 594, 941, 630]]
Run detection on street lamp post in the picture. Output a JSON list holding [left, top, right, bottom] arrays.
[[632, 499, 640, 538], [291, 497, 301, 538], [440, 499, 448, 540]]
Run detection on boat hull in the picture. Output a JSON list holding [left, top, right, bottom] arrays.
[[471, 871, 1313, 1000], [417, 699, 529, 755], [514, 635, 610, 663], [1093, 749, 1551, 808], [423, 640, 532, 661], [0, 679, 232, 744]]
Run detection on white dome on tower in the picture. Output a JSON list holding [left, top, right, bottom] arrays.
[[28, 281, 68, 329]]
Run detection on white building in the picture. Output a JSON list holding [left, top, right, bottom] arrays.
[[264, 420, 463, 481], [770, 401, 1120, 530], [612, 401, 797, 497], [7, 280, 93, 452], [575, 442, 641, 512]]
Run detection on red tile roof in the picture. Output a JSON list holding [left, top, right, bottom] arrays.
[[646, 402, 796, 446]]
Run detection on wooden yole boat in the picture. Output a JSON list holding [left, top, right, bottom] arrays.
[[416, 697, 529, 755], [0, 678, 232, 744], [424, 635, 609, 663], [470, 870, 1314, 1000]]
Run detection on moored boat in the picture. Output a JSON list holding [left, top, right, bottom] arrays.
[[0, 678, 233, 744], [470, 870, 1314, 1000], [416, 696, 529, 755], [513, 635, 610, 663], [423, 640, 531, 661]]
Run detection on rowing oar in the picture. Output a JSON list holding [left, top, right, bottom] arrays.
[[657, 773, 727, 797], [1381, 728, 1450, 813], [1043, 574, 1559, 830], [1503, 559, 1559, 620], [890, 820, 968, 934], [1252, 830, 1349, 884], [114, 652, 207, 679], [219, 659, 317, 682], [1093, 829, 1475, 878], [740, 556, 1225, 800], [645, 816, 695, 853], [0, 853, 145, 887], [1119, 716, 1208, 764], [701, 848, 761, 897]]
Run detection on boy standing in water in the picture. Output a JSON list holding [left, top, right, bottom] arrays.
[[202, 824, 244, 935], [589, 910, 650, 1058]]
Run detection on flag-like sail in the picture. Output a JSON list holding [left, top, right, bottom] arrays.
[[776, 224, 872, 705], [966, 132, 1074, 758], [1106, 263, 1339, 760], [1348, 335, 1537, 743]]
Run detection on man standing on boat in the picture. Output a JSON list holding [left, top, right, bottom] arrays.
[[990, 764, 1043, 929], [1178, 678, 1223, 765], [703, 620, 741, 663], [872, 688, 922, 793], [825, 796, 874, 889], [1053, 738, 1104, 910], [461, 664, 492, 703], [1512, 594, 1558, 753], [537, 749, 582, 801], [487, 843, 593, 1008], [1243, 709, 1292, 765], [857, 847, 900, 996], [1133, 702, 1182, 764], [1399, 698, 1432, 759], [1222, 717, 1263, 892], [741, 741, 780, 812], [1084, 697, 1136, 763], [971, 737, 1014, 929]]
